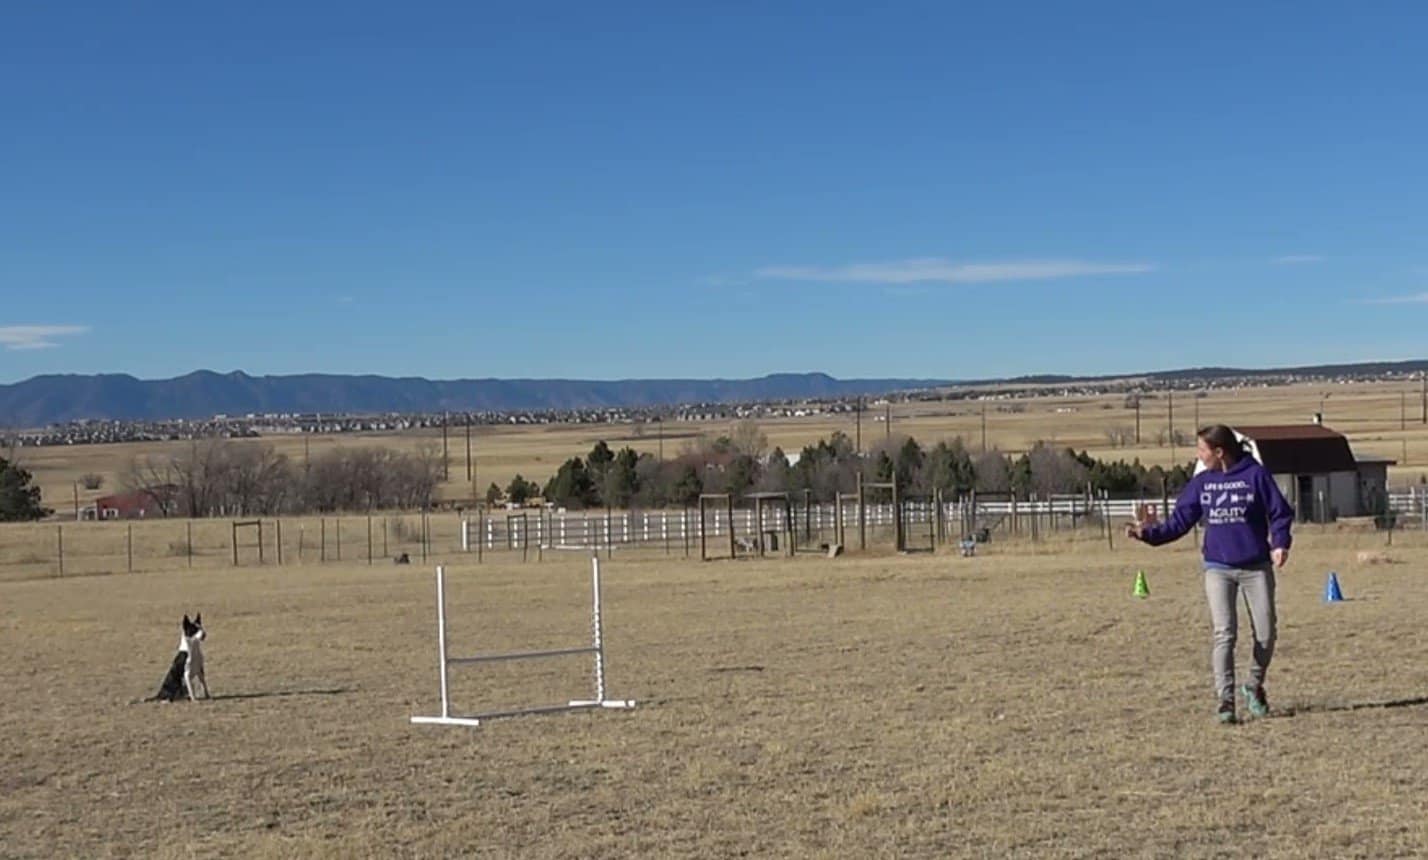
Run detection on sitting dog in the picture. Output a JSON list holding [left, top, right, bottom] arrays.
[[148, 613, 210, 702]]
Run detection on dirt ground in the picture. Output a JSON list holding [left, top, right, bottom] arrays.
[[2, 532, 1426, 858]]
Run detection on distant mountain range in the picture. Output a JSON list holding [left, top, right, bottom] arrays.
[[0, 371, 950, 427], [2, 359, 1424, 428]]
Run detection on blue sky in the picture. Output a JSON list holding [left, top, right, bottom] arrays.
[[3, 2, 1427, 384]]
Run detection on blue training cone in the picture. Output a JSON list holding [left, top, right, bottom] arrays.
[[1324, 572, 1344, 603]]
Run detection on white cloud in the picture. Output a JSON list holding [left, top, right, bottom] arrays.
[[754, 258, 1155, 284], [0, 325, 90, 351], [1365, 293, 1428, 305], [1272, 255, 1325, 264]]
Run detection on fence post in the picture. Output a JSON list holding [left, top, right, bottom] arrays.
[[187, 521, 193, 568], [56, 525, 64, 577], [232, 521, 239, 566], [368, 514, 374, 565], [276, 519, 283, 566], [892, 476, 903, 552], [127, 524, 133, 573], [857, 473, 866, 551], [320, 518, 327, 563], [1103, 491, 1113, 551]]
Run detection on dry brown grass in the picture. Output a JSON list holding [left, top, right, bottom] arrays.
[[13, 380, 1428, 517], [2, 532, 1426, 858]]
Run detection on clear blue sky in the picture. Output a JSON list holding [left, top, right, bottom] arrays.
[[3, 2, 1427, 384]]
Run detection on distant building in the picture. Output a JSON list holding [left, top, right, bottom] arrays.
[[85, 487, 178, 520], [1195, 424, 1395, 522]]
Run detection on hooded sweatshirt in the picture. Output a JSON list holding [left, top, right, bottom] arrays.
[[1138, 455, 1295, 568]]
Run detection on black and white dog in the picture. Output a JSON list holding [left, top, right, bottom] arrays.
[[147, 613, 211, 702]]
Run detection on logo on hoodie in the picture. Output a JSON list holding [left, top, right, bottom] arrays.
[[1203, 478, 1252, 525]]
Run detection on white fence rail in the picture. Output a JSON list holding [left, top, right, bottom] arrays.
[[462, 489, 1428, 552]]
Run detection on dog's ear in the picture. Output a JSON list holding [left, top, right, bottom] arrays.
[[182, 614, 191, 626], [195, 612, 202, 625]]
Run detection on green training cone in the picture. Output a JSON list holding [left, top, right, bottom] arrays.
[[1133, 570, 1150, 598]]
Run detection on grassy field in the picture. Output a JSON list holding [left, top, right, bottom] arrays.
[[13, 380, 1428, 519], [2, 532, 1426, 858]]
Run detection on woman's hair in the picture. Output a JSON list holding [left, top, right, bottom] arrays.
[[1197, 424, 1247, 460]]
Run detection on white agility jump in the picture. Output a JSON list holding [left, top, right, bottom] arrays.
[[409, 557, 636, 728]]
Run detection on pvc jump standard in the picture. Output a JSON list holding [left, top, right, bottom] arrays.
[[409, 559, 636, 728]]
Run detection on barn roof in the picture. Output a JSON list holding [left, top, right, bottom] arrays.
[[1232, 424, 1358, 473], [1232, 424, 1343, 441]]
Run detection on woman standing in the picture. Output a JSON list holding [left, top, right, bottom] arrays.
[[1127, 425, 1295, 723]]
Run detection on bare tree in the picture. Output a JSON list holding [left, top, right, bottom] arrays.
[[729, 419, 769, 459]]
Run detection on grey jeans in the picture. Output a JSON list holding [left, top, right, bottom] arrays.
[[1203, 565, 1277, 701]]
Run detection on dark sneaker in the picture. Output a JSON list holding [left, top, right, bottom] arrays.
[[1242, 684, 1270, 718], [1217, 698, 1238, 724]]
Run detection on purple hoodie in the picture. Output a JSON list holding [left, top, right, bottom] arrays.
[[1138, 456, 1294, 568]]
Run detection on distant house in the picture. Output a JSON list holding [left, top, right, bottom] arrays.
[[85, 487, 178, 520], [1195, 424, 1394, 522]]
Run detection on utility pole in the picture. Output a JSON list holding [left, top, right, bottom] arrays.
[[657, 415, 664, 461], [980, 401, 988, 453], [465, 415, 473, 481], [1168, 391, 1175, 464], [441, 413, 450, 482], [855, 397, 862, 454], [885, 401, 891, 440]]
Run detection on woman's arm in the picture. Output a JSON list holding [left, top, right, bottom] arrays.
[[1134, 480, 1203, 546]]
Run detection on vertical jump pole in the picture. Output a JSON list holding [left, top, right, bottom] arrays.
[[434, 565, 451, 721], [591, 554, 607, 702]]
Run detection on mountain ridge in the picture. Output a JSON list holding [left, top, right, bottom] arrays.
[[2, 359, 1425, 427]]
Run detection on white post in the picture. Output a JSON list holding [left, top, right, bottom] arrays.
[[435, 565, 450, 720], [461, 519, 470, 552], [591, 555, 606, 702]]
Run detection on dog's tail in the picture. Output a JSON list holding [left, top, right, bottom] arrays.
[[129, 692, 165, 705]]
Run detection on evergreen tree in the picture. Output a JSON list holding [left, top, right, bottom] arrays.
[[0, 457, 50, 521]]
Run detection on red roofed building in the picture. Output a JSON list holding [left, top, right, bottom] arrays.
[[84, 487, 179, 520]]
